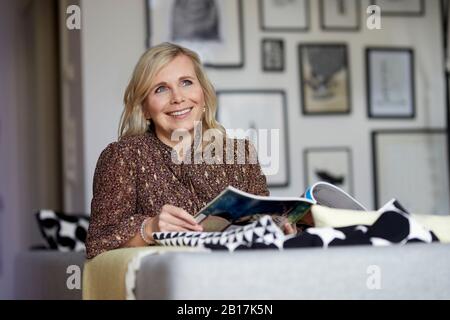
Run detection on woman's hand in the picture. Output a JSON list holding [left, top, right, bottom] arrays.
[[123, 205, 203, 248], [150, 204, 203, 233], [282, 222, 297, 235]]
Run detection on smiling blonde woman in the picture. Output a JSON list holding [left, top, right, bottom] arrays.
[[85, 42, 297, 259]]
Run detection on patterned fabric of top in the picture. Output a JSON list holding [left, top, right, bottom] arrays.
[[86, 127, 269, 259], [153, 199, 440, 251]]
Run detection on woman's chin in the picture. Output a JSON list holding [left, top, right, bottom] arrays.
[[168, 118, 202, 132]]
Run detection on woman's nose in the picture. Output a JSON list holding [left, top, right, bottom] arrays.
[[170, 87, 185, 104]]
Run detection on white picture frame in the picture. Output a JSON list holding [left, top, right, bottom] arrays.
[[372, 130, 450, 215], [259, 0, 309, 32], [304, 147, 353, 195], [217, 90, 290, 187], [320, 0, 361, 31], [146, 0, 244, 68], [366, 48, 415, 118], [372, 0, 425, 16]]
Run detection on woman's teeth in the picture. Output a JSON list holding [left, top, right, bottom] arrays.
[[168, 107, 192, 117]]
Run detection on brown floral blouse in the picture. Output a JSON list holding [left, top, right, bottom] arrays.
[[85, 128, 269, 259]]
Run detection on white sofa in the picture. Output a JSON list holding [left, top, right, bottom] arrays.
[[14, 243, 450, 300]]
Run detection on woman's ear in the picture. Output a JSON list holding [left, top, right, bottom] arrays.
[[141, 103, 149, 120]]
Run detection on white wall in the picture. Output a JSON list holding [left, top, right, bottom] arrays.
[[81, 0, 147, 212], [81, 0, 447, 212]]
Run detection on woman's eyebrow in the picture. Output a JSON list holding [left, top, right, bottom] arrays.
[[179, 75, 195, 80]]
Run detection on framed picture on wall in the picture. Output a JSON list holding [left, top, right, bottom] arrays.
[[372, 129, 449, 214], [259, 0, 309, 32], [146, 0, 244, 68], [319, 0, 361, 31], [366, 48, 415, 119], [298, 43, 351, 115], [372, 0, 425, 17], [304, 147, 353, 195], [217, 90, 290, 187], [261, 38, 284, 72]]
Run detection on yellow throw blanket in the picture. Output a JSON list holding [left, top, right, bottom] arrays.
[[82, 246, 208, 300]]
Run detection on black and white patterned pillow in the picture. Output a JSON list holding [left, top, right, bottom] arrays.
[[35, 210, 90, 252], [284, 199, 440, 248], [153, 215, 285, 251]]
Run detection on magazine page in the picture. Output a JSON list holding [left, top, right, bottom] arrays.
[[304, 181, 367, 211], [195, 186, 314, 223]]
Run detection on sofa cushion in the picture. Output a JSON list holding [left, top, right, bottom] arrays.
[[36, 209, 89, 252]]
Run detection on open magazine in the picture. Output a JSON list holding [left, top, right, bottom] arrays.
[[194, 181, 367, 232]]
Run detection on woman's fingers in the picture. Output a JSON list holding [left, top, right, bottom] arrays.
[[158, 221, 200, 233], [163, 205, 200, 226], [160, 213, 203, 232], [283, 223, 296, 235], [159, 205, 203, 232]]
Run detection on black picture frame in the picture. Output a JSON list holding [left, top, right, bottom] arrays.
[[372, 129, 449, 213], [303, 147, 354, 195], [261, 38, 285, 72], [319, 0, 361, 31], [298, 43, 351, 115], [366, 47, 416, 119], [372, 0, 426, 17], [216, 90, 290, 188], [258, 0, 310, 32], [145, 0, 245, 69]]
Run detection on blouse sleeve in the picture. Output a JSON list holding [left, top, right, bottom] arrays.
[[85, 142, 148, 259], [245, 140, 270, 197]]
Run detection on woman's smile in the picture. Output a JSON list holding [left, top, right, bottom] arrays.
[[166, 106, 194, 119]]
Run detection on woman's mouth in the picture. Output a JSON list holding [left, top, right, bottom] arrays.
[[166, 107, 193, 119]]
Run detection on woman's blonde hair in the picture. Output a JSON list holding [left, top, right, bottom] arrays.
[[119, 42, 225, 139]]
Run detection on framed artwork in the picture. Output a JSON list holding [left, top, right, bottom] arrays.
[[372, 129, 449, 215], [319, 0, 361, 31], [261, 38, 284, 72], [216, 90, 290, 187], [259, 0, 309, 32], [146, 0, 244, 68], [366, 48, 415, 119], [298, 43, 351, 115], [304, 147, 353, 194], [372, 0, 425, 17]]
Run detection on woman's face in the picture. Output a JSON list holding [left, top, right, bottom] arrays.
[[143, 54, 206, 146]]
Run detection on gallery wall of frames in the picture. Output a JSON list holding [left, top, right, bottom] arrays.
[[80, 0, 449, 213]]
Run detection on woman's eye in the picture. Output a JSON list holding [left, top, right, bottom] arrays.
[[155, 86, 167, 94], [181, 79, 193, 86]]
